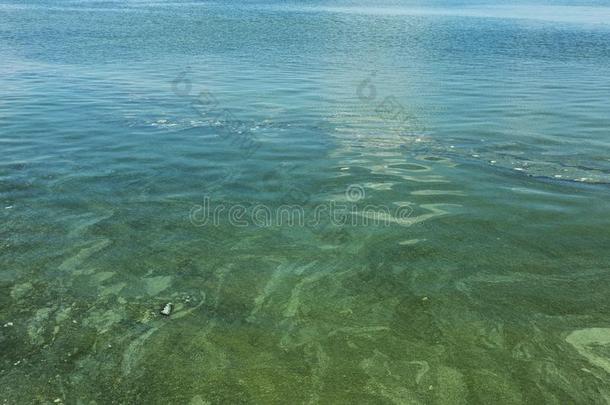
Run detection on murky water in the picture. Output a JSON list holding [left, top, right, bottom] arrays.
[[1, 0, 610, 403]]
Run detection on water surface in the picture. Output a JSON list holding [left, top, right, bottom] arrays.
[[1, 0, 610, 403]]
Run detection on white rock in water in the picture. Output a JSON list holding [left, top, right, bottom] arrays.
[[160, 303, 173, 316]]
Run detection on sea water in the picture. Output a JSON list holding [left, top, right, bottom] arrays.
[[1, 0, 610, 403]]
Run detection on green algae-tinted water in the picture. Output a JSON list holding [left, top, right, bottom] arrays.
[[1, 1, 610, 403]]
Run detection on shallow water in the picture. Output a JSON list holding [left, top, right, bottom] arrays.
[[1, 0, 610, 403]]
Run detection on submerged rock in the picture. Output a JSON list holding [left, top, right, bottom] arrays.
[[160, 303, 173, 316]]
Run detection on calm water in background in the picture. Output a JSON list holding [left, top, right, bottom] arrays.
[[1, 0, 610, 403]]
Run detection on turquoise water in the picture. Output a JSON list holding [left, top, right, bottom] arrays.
[[2, 0, 610, 403]]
